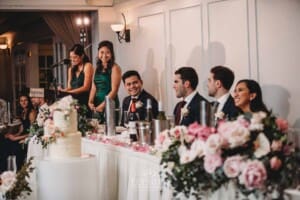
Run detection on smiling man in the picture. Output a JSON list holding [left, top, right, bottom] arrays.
[[121, 70, 158, 123]]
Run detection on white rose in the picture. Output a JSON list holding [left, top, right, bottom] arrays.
[[0, 171, 16, 193], [178, 145, 198, 164], [254, 133, 270, 158], [249, 112, 267, 131], [227, 124, 250, 148]]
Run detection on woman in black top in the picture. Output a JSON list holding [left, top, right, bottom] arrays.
[[4, 94, 36, 170]]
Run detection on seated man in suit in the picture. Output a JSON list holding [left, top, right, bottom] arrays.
[[121, 70, 159, 123], [207, 65, 239, 120], [173, 67, 208, 126]]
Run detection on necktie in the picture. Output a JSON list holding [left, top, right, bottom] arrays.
[[175, 101, 186, 125], [211, 101, 219, 113]]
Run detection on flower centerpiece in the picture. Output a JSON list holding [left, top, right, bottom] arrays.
[[0, 157, 34, 199], [156, 112, 299, 199], [26, 95, 94, 148]]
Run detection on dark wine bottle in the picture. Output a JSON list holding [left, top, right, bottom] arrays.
[[128, 99, 140, 122], [156, 101, 166, 120], [145, 99, 153, 122]]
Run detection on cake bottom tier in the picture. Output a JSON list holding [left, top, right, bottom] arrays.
[[47, 132, 82, 159]]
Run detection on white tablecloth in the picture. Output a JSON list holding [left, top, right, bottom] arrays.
[[37, 156, 98, 200], [26, 138, 281, 200], [82, 138, 163, 200]]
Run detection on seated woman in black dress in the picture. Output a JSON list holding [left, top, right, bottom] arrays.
[[233, 79, 269, 114], [59, 44, 94, 108], [4, 94, 36, 170]]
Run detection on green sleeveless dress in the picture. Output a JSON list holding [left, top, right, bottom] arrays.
[[93, 69, 119, 123], [70, 70, 89, 107]]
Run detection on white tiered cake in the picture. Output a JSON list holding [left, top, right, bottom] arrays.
[[44, 96, 82, 159]]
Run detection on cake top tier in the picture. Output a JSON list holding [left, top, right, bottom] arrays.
[[50, 95, 78, 113]]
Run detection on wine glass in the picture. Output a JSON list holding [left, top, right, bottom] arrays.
[[7, 155, 17, 172], [123, 110, 129, 128]]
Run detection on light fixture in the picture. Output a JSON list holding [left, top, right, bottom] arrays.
[[0, 37, 8, 49], [111, 13, 130, 43], [76, 16, 90, 46]]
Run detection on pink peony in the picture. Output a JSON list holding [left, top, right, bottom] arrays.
[[218, 120, 250, 148], [204, 154, 222, 174], [205, 134, 222, 155], [271, 140, 282, 152], [276, 118, 289, 133], [188, 122, 214, 141], [239, 160, 267, 190], [223, 155, 243, 178], [270, 156, 282, 170]]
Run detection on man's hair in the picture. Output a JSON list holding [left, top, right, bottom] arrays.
[[210, 65, 234, 90], [122, 70, 142, 83], [175, 67, 198, 90]]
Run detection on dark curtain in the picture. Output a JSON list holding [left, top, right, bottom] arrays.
[[0, 48, 13, 102]]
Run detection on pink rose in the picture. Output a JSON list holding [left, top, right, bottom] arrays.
[[170, 126, 187, 139], [223, 155, 243, 178], [276, 118, 289, 133], [239, 160, 267, 190], [188, 122, 213, 141], [270, 156, 282, 170], [271, 140, 282, 152], [204, 154, 222, 174]]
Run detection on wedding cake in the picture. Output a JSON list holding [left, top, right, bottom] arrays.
[[44, 96, 82, 159]]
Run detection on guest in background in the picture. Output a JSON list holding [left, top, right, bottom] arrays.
[[121, 70, 158, 123], [30, 88, 47, 113], [233, 79, 269, 114], [59, 44, 93, 108], [88, 40, 121, 123], [173, 67, 208, 126], [4, 94, 36, 170], [207, 65, 239, 119]]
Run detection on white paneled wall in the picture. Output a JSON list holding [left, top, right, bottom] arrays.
[[100, 0, 300, 129]]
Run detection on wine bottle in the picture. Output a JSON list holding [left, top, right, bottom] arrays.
[[128, 99, 140, 122], [156, 101, 166, 120], [145, 99, 153, 122]]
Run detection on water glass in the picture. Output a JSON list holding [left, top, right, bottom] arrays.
[[7, 155, 17, 172]]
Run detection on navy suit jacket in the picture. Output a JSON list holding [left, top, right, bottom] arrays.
[[173, 92, 208, 126], [221, 95, 239, 120], [121, 90, 158, 123]]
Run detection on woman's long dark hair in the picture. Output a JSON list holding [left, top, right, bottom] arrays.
[[237, 79, 269, 113], [16, 94, 34, 118], [69, 44, 90, 77], [96, 40, 115, 73]]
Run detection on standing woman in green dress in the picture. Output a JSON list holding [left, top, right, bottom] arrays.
[[59, 44, 94, 108], [88, 40, 121, 123]]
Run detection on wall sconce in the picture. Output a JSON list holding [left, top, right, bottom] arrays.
[[76, 16, 90, 46], [0, 37, 8, 49], [111, 13, 130, 43]]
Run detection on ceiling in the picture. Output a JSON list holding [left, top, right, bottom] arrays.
[[0, 12, 54, 44]]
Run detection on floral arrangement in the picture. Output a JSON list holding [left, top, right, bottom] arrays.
[[156, 112, 299, 199], [26, 96, 93, 148], [0, 157, 34, 199]]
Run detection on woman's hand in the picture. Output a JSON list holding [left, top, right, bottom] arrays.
[[88, 102, 96, 111], [5, 133, 19, 141], [95, 103, 105, 113]]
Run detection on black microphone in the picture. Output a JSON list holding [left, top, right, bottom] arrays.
[[62, 59, 71, 65]]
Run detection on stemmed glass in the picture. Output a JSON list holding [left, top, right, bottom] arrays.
[[7, 155, 17, 172]]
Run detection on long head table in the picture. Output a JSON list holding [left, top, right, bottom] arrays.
[[81, 138, 164, 200]]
